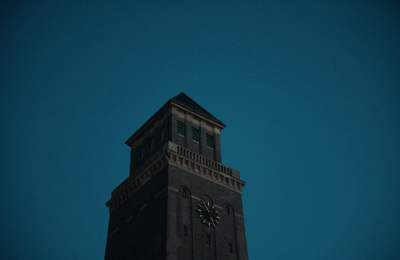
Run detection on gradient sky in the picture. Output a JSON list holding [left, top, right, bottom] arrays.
[[1, 1, 399, 259]]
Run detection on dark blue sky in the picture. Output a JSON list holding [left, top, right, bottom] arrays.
[[1, 1, 399, 259]]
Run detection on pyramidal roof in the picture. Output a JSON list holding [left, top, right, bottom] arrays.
[[126, 92, 225, 145], [170, 92, 225, 126]]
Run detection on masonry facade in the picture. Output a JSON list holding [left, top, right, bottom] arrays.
[[105, 93, 248, 259]]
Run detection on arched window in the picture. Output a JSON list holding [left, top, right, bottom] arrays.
[[226, 205, 230, 215], [182, 188, 187, 198]]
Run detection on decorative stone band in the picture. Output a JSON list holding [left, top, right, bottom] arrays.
[[166, 149, 246, 193], [170, 142, 240, 179], [106, 152, 168, 213], [106, 142, 245, 212], [111, 143, 170, 198]]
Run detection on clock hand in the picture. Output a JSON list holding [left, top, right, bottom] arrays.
[[210, 217, 215, 224], [203, 202, 210, 213]]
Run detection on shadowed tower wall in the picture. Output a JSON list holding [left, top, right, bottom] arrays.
[[105, 93, 248, 260]]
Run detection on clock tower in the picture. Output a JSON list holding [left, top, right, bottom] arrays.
[[105, 93, 249, 259]]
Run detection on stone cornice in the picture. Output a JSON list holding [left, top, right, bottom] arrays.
[[106, 142, 245, 213], [166, 149, 245, 193], [106, 151, 168, 213]]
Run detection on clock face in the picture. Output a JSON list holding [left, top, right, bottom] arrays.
[[197, 201, 220, 227]]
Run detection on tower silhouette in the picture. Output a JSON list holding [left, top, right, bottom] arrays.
[[105, 93, 248, 259]]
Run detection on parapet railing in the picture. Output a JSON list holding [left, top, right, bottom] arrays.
[[168, 142, 240, 179], [111, 141, 240, 197]]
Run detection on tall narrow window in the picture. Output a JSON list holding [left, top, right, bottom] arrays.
[[192, 127, 199, 142], [206, 234, 211, 245], [182, 188, 187, 198], [206, 134, 214, 149], [229, 243, 233, 253], [183, 226, 188, 237], [177, 121, 185, 136], [226, 206, 230, 215]]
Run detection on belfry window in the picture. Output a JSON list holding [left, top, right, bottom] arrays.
[[192, 127, 199, 142], [177, 121, 185, 136], [206, 134, 214, 149]]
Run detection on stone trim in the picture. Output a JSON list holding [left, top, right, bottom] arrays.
[[168, 142, 241, 179], [106, 153, 169, 213], [166, 150, 245, 194], [106, 142, 245, 212]]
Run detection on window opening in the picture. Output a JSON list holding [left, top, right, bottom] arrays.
[[206, 134, 214, 149], [229, 243, 233, 253], [177, 121, 185, 136], [192, 127, 199, 142]]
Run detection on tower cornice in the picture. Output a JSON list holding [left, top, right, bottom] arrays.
[[106, 142, 245, 213]]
